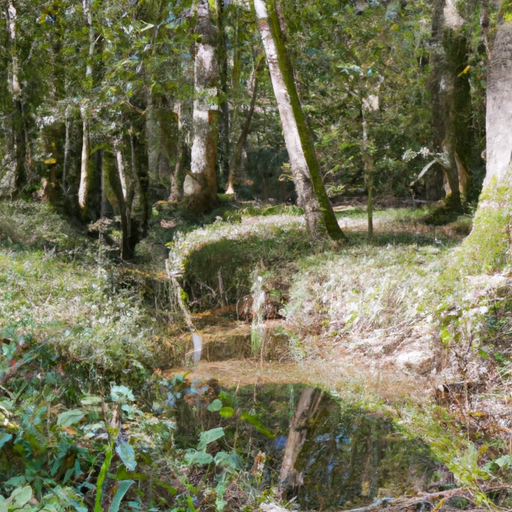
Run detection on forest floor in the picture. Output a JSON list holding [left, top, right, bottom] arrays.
[[1, 199, 512, 511]]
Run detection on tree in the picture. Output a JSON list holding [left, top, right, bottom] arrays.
[[78, 0, 97, 211], [429, 0, 473, 210], [0, 0, 25, 197], [279, 387, 323, 492], [226, 55, 262, 194], [253, 0, 346, 241], [183, 0, 219, 213], [462, 16, 512, 271]]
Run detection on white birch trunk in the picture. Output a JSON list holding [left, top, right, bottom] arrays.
[[78, 106, 89, 208], [114, 138, 128, 201]]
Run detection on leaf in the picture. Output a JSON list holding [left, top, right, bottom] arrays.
[[457, 65, 470, 78], [214, 451, 239, 470], [3, 475, 26, 487], [139, 23, 155, 32], [440, 326, 452, 345], [62, 426, 78, 436], [207, 399, 223, 412], [494, 455, 511, 468], [115, 441, 137, 471], [197, 427, 225, 450], [219, 407, 234, 418], [0, 432, 13, 449], [187, 494, 196, 512], [57, 409, 84, 427], [80, 395, 102, 406], [52, 485, 88, 512], [185, 450, 214, 466], [108, 480, 135, 512], [111, 385, 135, 403], [240, 413, 275, 439], [10, 486, 32, 507]]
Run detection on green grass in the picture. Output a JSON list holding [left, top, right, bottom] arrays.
[[2, 199, 512, 507], [168, 213, 321, 310], [0, 201, 174, 371]]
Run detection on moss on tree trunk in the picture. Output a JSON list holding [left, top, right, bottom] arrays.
[[460, 23, 512, 272]]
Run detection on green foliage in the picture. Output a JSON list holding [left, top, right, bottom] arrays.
[[458, 181, 512, 272], [0, 201, 88, 253], [280, 0, 433, 198]]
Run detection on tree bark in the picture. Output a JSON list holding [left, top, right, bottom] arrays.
[[78, 0, 96, 211], [253, 0, 346, 241], [226, 59, 262, 194], [169, 103, 188, 202], [183, 0, 219, 213], [462, 21, 512, 271], [361, 107, 374, 238], [216, 0, 230, 181], [111, 140, 137, 260], [430, 0, 472, 210], [78, 106, 90, 209], [62, 106, 71, 195], [0, 0, 26, 197], [145, 86, 160, 187]]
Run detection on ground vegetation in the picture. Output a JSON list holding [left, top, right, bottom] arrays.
[[2, 0, 512, 511]]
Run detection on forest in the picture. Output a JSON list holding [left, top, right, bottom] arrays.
[[1, 0, 512, 510]]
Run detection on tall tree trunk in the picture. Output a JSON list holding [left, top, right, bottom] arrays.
[[361, 107, 374, 239], [62, 106, 71, 195], [169, 103, 187, 202], [462, 21, 512, 271], [216, 0, 230, 181], [226, 59, 262, 194], [78, 106, 90, 209], [253, 0, 346, 241], [7, 0, 21, 103], [430, 0, 472, 211], [183, 0, 219, 213], [145, 85, 162, 192], [1, 0, 26, 196], [112, 139, 136, 260], [130, 126, 149, 238], [78, 0, 96, 211]]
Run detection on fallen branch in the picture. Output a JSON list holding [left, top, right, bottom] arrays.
[[342, 487, 482, 512]]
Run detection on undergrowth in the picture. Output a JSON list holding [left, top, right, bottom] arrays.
[[3, 200, 512, 509], [168, 212, 321, 311], [0, 323, 278, 512]]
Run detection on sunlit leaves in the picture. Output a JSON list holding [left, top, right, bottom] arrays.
[[115, 441, 137, 471], [57, 409, 85, 427], [197, 427, 225, 450]]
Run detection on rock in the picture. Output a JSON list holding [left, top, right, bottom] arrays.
[[260, 504, 289, 512], [395, 349, 436, 374]]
